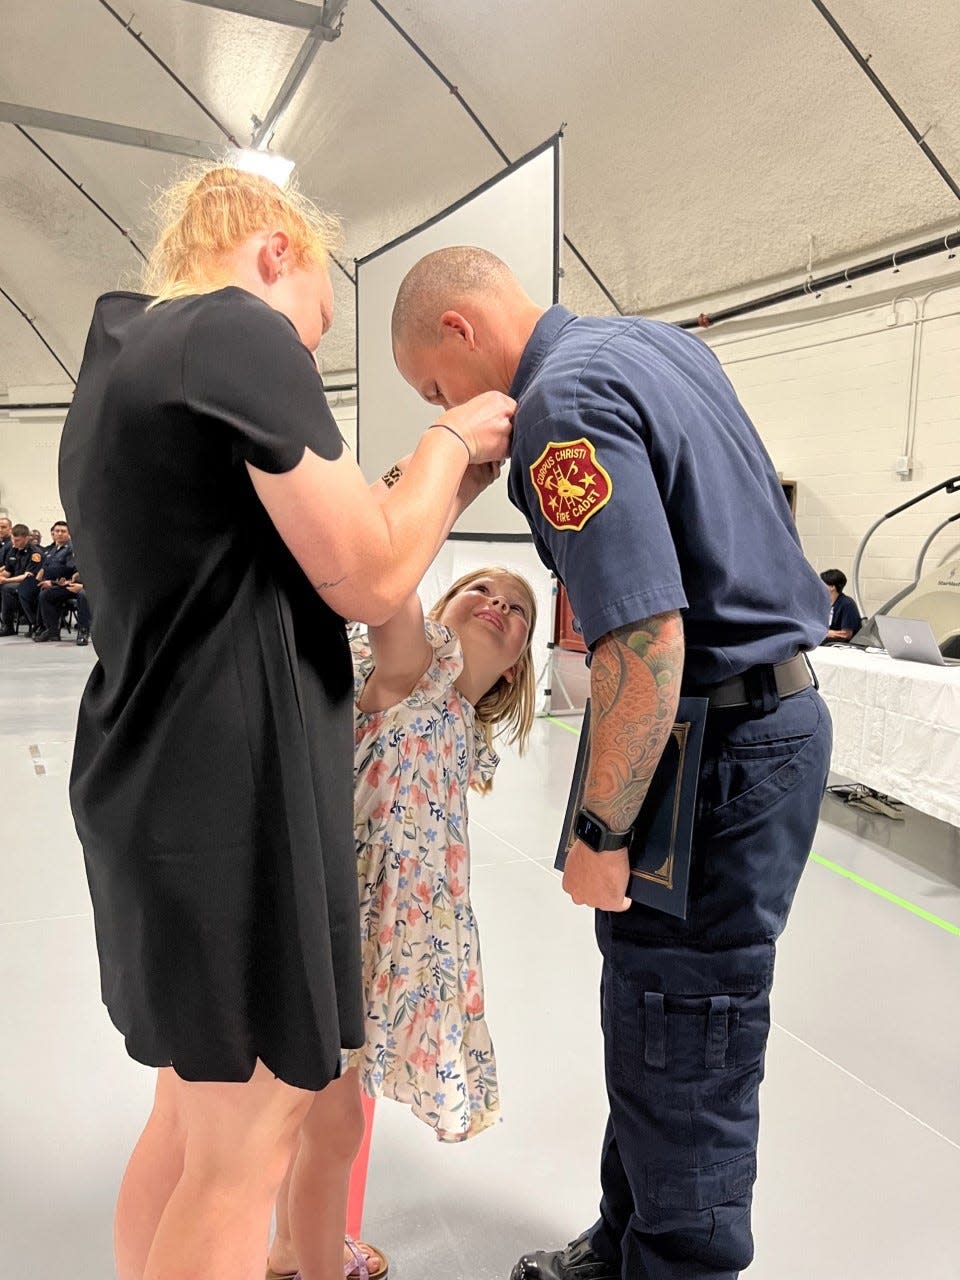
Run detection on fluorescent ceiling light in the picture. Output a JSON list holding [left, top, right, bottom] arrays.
[[231, 148, 296, 187]]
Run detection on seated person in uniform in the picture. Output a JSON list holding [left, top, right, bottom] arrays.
[[0, 516, 12, 561], [23, 519, 73, 632], [35, 568, 91, 646], [0, 524, 44, 635], [820, 568, 861, 642]]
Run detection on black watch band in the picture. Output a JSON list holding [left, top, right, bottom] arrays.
[[574, 807, 632, 853]]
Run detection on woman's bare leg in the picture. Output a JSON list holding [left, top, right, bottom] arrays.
[[288, 1067, 366, 1280], [115, 1069, 186, 1280], [267, 1151, 298, 1275], [142, 1061, 314, 1280]]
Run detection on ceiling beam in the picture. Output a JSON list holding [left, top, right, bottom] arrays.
[[0, 102, 221, 160], [251, 0, 348, 147], [183, 0, 329, 30]]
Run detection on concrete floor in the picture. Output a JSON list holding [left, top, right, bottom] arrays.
[[1, 634, 958, 1279]]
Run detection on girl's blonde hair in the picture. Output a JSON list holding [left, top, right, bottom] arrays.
[[143, 165, 341, 305], [428, 568, 538, 790]]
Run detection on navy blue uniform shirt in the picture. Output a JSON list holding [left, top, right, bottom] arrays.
[[830, 592, 861, 635], [1, 543, 42, 578], [42, 541, 77, 583], [507, 306, 829, 684]]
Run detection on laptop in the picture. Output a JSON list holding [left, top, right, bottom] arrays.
[[874, 615, 960, 667]]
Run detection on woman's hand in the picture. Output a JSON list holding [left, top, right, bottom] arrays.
[[435, 391, 515, 464]]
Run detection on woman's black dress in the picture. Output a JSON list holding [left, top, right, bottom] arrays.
[[58, 286, 363, 1088]]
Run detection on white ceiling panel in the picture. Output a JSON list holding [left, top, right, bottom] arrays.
[[1, 0, 958, 392]]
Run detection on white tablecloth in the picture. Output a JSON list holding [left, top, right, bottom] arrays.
[[810, 645, 960, 828]]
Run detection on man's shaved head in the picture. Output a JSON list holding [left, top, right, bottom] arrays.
[[392, 246, 545, 409], [391, 246, 519, 349]]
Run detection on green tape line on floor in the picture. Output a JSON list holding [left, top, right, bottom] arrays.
[[809, 854, 960, 937], [543, 717, 960, 937], [545, 714, 581, 735]]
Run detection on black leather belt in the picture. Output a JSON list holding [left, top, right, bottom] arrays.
[[699, 652, 813, 710]]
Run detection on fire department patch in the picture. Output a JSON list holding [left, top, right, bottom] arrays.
[[528, 437, 612, 532]]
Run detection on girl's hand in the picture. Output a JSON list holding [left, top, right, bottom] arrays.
[[456, 460, 503, 512]]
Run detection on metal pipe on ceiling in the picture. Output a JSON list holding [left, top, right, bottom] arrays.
[[677, 232, 960, 330]]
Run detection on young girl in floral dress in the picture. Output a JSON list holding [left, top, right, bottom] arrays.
[[351, 565, 537, 1140], [267, 566, 537, 1280]]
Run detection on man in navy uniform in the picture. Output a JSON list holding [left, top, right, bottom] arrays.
[[820, 569, 861, 642], [20, 519, 73, 634], [0, 523, 44, 635], [392, 248, 832, 1280], [0, 516, 12, 562], [31, 520, 76, 640]]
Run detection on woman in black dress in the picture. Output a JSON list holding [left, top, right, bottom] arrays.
[[58, 167, 514, 1280]]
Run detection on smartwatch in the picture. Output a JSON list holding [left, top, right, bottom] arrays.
[[574, 807, 632, 853]]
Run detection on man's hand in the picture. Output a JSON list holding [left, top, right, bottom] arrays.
[[562, 839, 631, 911]]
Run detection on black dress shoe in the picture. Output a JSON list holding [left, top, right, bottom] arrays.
[[34, 629, 61, 643], [0, 625, 15, 637], [32, 627, 49, 642], [76, 628, 89, 647], [510, 1232, 619, 1280]]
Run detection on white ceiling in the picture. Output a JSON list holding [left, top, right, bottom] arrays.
[[1, 0, 958, 394]]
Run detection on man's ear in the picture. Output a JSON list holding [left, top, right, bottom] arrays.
[[439, 310, 477, 349]]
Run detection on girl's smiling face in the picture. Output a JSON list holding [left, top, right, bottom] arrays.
[[439, 572, 532, 680]]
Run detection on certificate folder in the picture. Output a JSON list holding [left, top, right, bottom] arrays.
[[555, 697, 708, 919]]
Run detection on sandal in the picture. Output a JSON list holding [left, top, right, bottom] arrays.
[[265, 1238, 388, 1280], [344, 1237, 389, 1280]]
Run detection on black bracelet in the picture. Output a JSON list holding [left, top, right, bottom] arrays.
[[380, 463, 403, 489], [427, 422, 471, 459]]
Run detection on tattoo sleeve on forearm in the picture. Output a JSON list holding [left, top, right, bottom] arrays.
[[583, 610, 684, 832]]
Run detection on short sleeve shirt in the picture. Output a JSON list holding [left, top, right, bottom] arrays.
[[507, 306, 829, 684], [831, 593, 861, 635]]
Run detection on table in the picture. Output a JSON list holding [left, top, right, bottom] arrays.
[[810, 645, 960, 828]]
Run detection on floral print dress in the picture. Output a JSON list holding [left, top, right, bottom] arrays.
[[350, 622, 500, 1142]]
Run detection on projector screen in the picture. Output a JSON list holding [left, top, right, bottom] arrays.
[[355, 135, 561, 538]]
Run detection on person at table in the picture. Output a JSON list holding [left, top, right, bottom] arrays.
[[820, 569, 861, 642]]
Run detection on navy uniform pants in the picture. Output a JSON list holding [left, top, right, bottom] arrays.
[[1, 581, 27, 626], [18, 575, 41, 624], [589, 684, 832, 1280], [39, 585, 91, 633]]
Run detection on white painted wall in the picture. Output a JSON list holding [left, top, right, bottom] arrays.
[[0, 391, 358, 532], [698, 262, 960, 615], [0, 412, 67, 531]]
